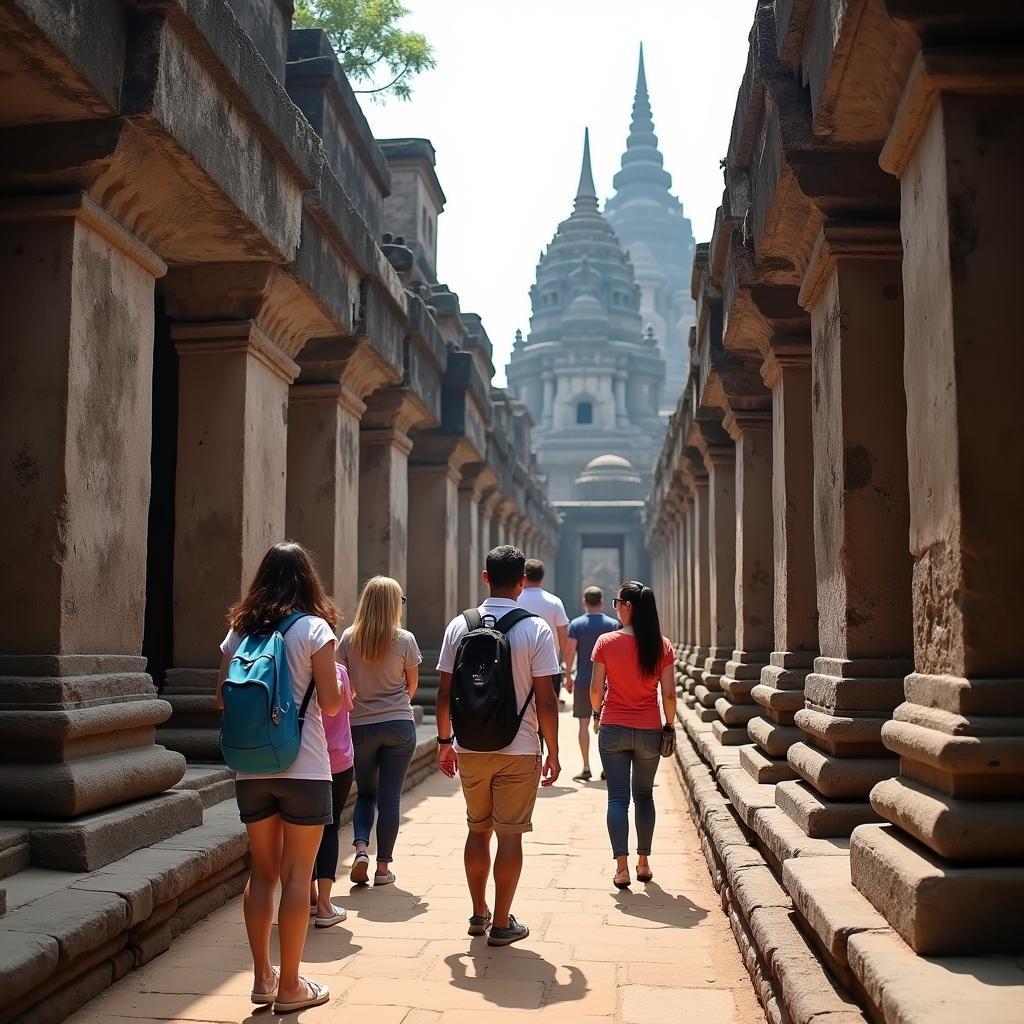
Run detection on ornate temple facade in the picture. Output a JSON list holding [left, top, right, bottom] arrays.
[[506, 131, 663, 603], [606, 48, 696, 412]]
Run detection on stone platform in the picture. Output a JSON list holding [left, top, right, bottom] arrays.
[[674, 705, 1024, 1024], [0, 725, 438, 1024]]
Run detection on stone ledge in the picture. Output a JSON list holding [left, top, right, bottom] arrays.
[[674, 706, 868, 1024]]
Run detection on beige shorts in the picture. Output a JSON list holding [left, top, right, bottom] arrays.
[[458, 752, 542, 834]]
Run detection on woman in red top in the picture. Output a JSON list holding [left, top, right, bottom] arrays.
[[590, 581, 676, 889]]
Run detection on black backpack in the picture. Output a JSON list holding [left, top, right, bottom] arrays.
[[450, 608, 537, 751]]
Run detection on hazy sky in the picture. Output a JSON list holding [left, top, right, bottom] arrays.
[[365, 1, 755, 384]]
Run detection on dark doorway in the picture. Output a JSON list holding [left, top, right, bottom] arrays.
[[142, 296, 178, 688]]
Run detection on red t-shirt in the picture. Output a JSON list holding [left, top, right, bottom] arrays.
[[592, 631, 674, 730]]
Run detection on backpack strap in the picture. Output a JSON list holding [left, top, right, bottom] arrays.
[[278, 611, 308, 635], [493, 608, 536, 635], [297, 679, 317, 728], [462, 609, 484, 631]]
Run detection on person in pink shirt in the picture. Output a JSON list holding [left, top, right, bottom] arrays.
[[309, 663, 355, 927]]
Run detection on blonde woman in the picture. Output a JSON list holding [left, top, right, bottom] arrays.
[[338, 576, 421, 886]]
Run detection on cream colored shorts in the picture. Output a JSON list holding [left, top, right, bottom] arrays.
[[458, 752, 542, 834]]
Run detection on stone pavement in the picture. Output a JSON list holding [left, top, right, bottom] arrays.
[[68, 710, 765, 1024]]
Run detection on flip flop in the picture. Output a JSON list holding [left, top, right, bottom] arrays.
[[373, 870, 396, 886], [637, 871, 654, 883], [314, 903, 348, 928], [350, 852, 370, 885], [613, 871, 631, 890], [250, 966, 279, 1005], [272, 977, 329, 1014]]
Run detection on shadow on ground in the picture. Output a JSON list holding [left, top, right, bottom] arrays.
[[610, 881, 709, 928], [445, 948, 588, 1008]]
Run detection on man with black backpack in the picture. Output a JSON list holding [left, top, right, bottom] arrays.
[[435, 545, 561, 947]]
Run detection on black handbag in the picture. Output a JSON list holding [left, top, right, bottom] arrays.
[[660, 724, 676, 758]]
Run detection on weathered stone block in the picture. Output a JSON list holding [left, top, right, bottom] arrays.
[[776, 781, 883, 838]]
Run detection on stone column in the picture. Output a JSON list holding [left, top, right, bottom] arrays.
[[541, 372, 555, 427], [697, 443, 736, 728], [777, 224, 913, 838], [717, 411, 774, 745], [358, 428, 412, 589], [850, 66, 1024, 955], [162, 319, 298, 759], [0, 196, 191, 869], [406, 459, 461, 655], [680, 492, 697, 699], [614, 373, 628, 426], [286, 382, 365, 618], [456, 470, 494, 612], [745, 343, 818, 784], [687, 468, 713, 708], [478, 492, 501, 601]]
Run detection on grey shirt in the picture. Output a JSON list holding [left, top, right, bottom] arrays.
[[338, 627, 422, 726]]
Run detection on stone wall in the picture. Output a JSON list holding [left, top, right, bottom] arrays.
[[649, 2, 1024, 1021], [0, 1, 557, 1018]]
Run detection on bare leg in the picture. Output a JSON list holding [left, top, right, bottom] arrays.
[[464, 829, 492, 918], [493, 832, 524, 929], [276, 821, 326, 1004], [578, 718, 591, 772], [614, 854, 630, 887], [315, 877, 335, 917], [244, 816, 282, 997]]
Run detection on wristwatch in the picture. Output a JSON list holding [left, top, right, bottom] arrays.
[[437, 736, 454, 746]]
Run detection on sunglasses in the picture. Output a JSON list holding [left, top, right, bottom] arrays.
[[612, 598, 630, 607], [401, 596, 407, 605]]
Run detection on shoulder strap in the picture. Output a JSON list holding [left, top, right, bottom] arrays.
[[297, 679, 317, 725], [494, 608, 536, 635], [462, 609, 484, 632], [278, 611, 308, 635]]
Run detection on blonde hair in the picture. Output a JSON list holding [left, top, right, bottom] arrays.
[[350, 576, 404, 663]]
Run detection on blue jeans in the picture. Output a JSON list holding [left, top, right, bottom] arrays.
[[351, 719, 417, 862], [598, 724, 662, 858]]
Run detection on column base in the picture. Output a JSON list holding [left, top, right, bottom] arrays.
[[710, 720, 750, 745], [160, 669, 223, 762], [740, 744, 796, 784], [713, 697, 760, 727], [787, 741, 897, 800], [776, 780, 883, 838], [693, 684, 719, 709], [747, 716, 802, 758], [851, 823, 1024, 955]]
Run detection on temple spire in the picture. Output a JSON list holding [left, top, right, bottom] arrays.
[[573, 128, 599, 214], [607, 44, 672, 205]]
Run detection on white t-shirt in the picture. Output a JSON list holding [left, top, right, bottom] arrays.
[[220, 615, 336, 781], [436, 597, 561, 756], [518, 587, 569, 638]]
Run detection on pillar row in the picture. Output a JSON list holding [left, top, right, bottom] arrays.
[[778, 224, 913, 839], [744, 343, 818, 785]]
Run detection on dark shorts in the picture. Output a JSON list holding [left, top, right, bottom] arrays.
[[573, 678, 595, 719], [235, 778, 333, 826]]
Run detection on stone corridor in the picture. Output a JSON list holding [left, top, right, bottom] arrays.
[[66, 711, 765, 1024]]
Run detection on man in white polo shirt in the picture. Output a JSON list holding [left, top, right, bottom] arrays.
[[517, 558, 569, 704], [435, 545, 561, 948]]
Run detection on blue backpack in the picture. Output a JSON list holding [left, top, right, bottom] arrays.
[[219, 612, 316, 773]]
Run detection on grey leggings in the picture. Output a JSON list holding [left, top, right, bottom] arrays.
[[598, 724, 662, 857]]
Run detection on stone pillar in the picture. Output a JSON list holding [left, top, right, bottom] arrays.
[[0, 196, 191, 869], [777, 224, 913, 838], [406, 460, 461, 655], [286, 382, 365, 618], [162, 318, 298, 759], [457, 481, 484, 612], [717, 411, 774, 745], [850, 68, 1024, 955], [680, 492, 697, 698], [697, 443, 736, 726], [541, 372, 555, 427], [358, 428, 412, 590], [478, 492, 500, 601], [745, 343, 818, 784], [614, 373, 628, 426], [687, 469, 712, 707]]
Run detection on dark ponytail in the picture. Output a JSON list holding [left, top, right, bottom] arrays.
[[619, 580, 663, 677]]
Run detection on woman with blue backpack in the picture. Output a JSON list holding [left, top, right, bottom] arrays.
[[216, 542, 342, 1014]]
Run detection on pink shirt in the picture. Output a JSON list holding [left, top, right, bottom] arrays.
[[322, 664, 354, 773]]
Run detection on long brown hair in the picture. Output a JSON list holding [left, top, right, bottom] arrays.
[[228, 542, 339, 636], [349, 576, 404, 663], [618, 580, 663, 677]]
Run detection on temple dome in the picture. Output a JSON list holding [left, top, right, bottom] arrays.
[[575, 454, 644, 500]]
